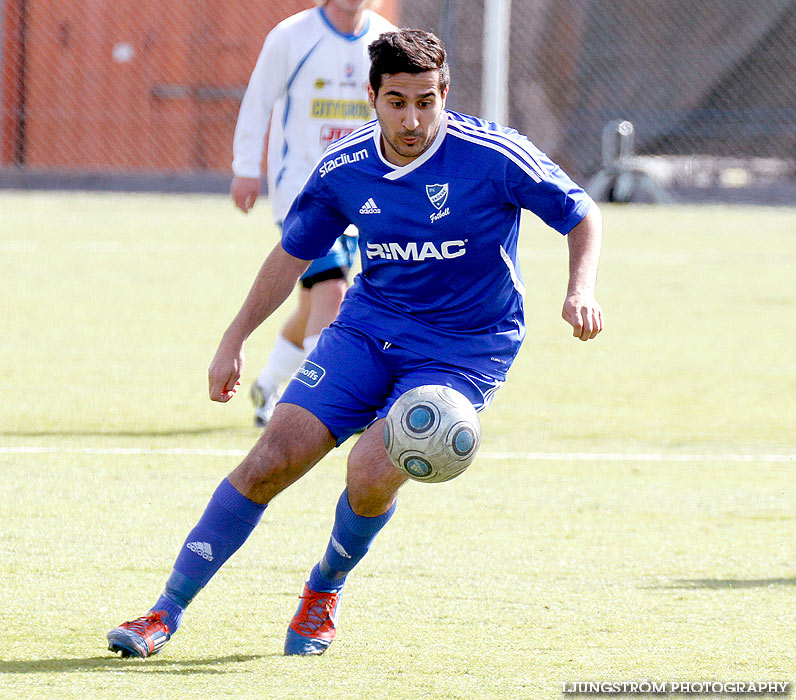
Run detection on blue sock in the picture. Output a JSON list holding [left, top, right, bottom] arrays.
[[150, 478, 266, 633], [150, 591, 185, 633], [308, 489, 396, 593]]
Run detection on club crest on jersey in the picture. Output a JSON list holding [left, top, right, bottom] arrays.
[[426, 183, 449, 210], [426, 183, 451, 222]]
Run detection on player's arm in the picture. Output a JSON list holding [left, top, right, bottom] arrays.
[[208, 243, 310, 402], [497, 127, 602, 341], [231, 31, 288, 213], [562, 203, 604, 341]]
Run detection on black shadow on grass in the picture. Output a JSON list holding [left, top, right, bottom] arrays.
[[655, 577, 796, 590], [0, 654, 277, 675]]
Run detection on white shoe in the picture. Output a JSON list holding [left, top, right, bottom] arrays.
[[250, 382, 279, 428]]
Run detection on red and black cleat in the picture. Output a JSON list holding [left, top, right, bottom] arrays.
[[107, 610, 171, 658], [284, 584, 343, 656]]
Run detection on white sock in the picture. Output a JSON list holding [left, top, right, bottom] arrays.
[[303, 334, 321, 354], [257, 334, 307, 391]]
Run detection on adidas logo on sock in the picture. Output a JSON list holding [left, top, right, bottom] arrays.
[[187, 541, 214, 561], [359, 197, 381, 214], [331, 535, 352, 559]]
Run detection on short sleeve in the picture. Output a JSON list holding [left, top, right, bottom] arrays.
[[502, 134, 593, 235], [281, 170, 350, 260]]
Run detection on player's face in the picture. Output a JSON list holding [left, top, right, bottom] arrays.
[[369, 71, 448, 166]]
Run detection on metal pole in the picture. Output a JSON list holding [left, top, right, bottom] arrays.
[[0, 1, 4, 156], [15, 0, 27, 165], [439, 0, 456, 104], [481, 0, 511, 124]]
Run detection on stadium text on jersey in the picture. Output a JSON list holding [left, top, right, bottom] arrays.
[[319, 148, 369, 177]]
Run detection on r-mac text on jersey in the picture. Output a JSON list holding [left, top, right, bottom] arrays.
[[319, 149, 369, 177], [366, 240, 467, 261]]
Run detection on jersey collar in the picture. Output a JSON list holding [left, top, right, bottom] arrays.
[[375, 112, 449, 181], [318, 7, 371, 41]]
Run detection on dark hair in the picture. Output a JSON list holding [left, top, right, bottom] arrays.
[[368, 29, 450, 96]]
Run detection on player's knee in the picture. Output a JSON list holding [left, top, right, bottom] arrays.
[[231, 431, 298, 502], [346, 481, 398, 518], [346, 454, 405, 517], [230, 407, 332, 502]]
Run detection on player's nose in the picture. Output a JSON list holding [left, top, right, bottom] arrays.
[[402, 106, 420, 130]]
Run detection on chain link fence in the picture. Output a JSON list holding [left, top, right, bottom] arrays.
[[2, 0, 795, 202], [0, 0, 397, 189], [402, 0, 796, 203]]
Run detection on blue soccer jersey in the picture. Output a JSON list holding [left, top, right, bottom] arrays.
[[281, 110, 592, 380]]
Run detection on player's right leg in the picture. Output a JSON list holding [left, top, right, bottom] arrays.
[[107, 403, 335, 658]]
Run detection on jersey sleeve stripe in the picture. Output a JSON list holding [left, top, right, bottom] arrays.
[[448, 127, 543, 183], [448, 121, 549, 180]]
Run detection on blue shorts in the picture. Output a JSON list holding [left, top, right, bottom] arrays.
[[300, 233, 358, 281], [279, 323, 503, 445]]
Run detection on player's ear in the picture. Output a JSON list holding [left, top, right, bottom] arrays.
[[440, 85, 449, 107], [367, 83, 376, 108]]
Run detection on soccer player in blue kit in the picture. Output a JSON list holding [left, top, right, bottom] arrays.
[[107, 28, 603, 658]]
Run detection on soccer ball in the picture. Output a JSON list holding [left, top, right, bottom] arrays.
[[383, 385, 481, 483]]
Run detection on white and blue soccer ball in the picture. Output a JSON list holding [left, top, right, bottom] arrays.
[[383, 385, 481, 483]]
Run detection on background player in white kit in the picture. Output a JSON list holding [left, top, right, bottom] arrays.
[[231, 0, 394, 426]]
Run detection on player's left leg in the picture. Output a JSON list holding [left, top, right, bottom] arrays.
[[276, 324, 398, 655], [284, 421, 407, 655], [284, 345, 503, 655]]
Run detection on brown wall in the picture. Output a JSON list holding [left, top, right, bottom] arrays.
[[1, 0, 400, 171], [1, 0, 24, 164]]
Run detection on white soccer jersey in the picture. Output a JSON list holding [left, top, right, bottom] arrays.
[[232, 7, 395, 222]]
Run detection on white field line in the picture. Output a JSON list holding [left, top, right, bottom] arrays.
[[0, 446, 793, 463]]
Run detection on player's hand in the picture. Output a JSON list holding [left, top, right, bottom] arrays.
[[231, 176, 261, 213], [208, 336, 245, 402], [562, 292, 603, 341]]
